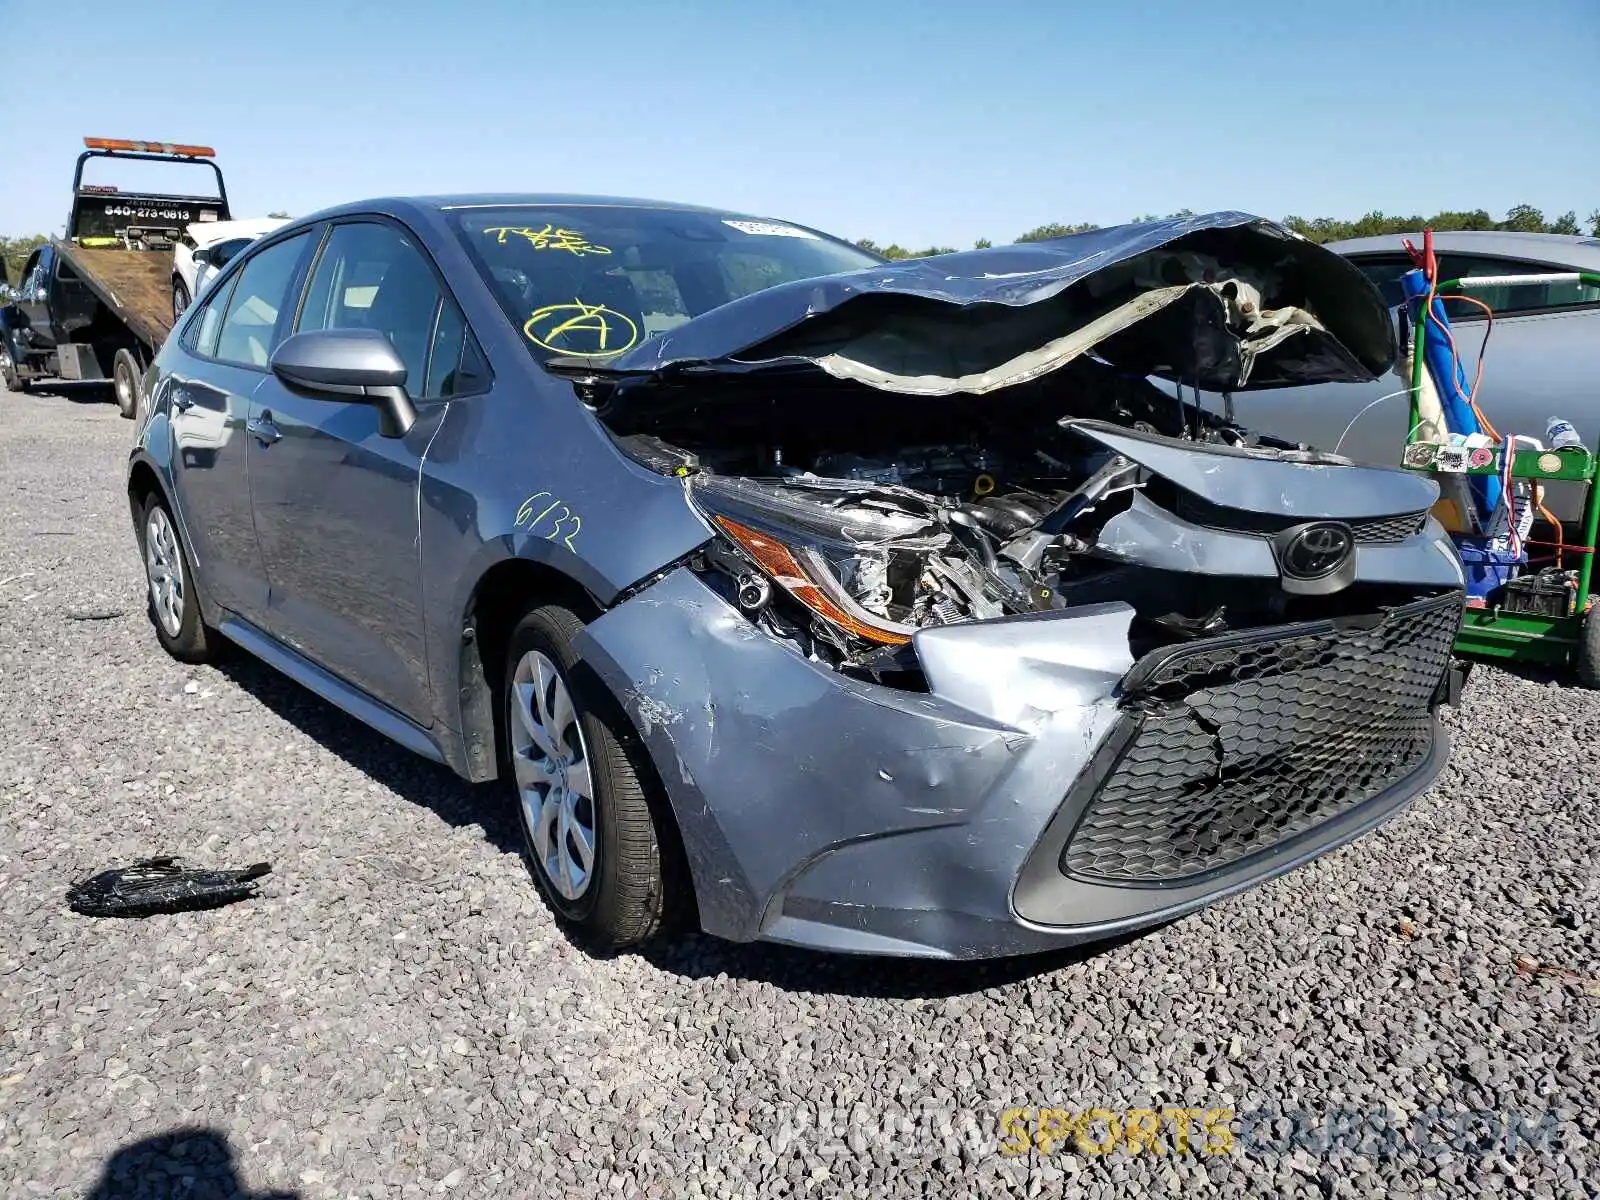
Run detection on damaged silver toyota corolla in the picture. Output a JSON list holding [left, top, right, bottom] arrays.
[[131, 200, 1467, 960]]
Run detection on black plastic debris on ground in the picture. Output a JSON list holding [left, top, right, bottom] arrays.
[[67, 857, 271, 917]]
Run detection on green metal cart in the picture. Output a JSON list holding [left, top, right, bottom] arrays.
[[1399, 270, 1600, 685]]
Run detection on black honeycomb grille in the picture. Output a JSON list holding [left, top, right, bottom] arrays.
[[1172, 490, 1428, 544], [1349, 511, 1433, 543], [1060, 593, 1462, 884]]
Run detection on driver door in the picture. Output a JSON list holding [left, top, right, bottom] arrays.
[[15, 250, 57, 350], [247, 218, 469, 725]]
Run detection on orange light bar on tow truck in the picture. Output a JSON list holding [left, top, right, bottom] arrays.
[[83, 137, 215, 158]]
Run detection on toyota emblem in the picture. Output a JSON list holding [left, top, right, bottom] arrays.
[[1279, 522, 1354, 579]]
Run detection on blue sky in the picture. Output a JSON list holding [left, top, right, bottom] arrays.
[[5, 0, 1595, 246]]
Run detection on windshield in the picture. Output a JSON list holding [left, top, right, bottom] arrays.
[[450, 205, 880, 361]]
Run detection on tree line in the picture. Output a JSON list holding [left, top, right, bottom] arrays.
[[1, 234, 49, 287], [854, 204, 1600, 260]]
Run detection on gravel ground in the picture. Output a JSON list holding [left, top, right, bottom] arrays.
[[2, 386, 1598, 1199]]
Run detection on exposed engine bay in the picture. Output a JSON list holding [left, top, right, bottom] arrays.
[[603, 357, 1441, 682], [558, 214, 1454, 683]]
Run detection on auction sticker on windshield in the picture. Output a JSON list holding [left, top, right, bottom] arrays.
[[723, 219, 818, 238]]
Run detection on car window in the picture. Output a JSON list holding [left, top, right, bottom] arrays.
[[18, 251, 43, 297], [213, 233, 312, 367], [191, 284, 230, 357], [1349, 255, 1412, 308], [1437, 254, 1600, 317], [424, 300, 467, 398], [211, 237, 253, 268], [1348, 251, 1600, 320], [450, 206, 880, 362], [628, 268, 692, 337], [297, 222, 451, 397]]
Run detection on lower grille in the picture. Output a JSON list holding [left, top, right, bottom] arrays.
[[1060, 592, 1462, 884]]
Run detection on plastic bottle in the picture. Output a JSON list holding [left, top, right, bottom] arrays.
[[1546, 418, 1584, 451]]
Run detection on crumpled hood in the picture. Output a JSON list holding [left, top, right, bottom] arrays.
[[581, 212, 1395, 396], [1070, 420, 1440, 518]]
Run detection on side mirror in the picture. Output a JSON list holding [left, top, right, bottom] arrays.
[[269, 328, 417, 438], [191, 248, 212, 267]]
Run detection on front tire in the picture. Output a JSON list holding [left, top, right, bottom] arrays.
[[138, 493, 214, 663], [502, 603, 677, 949], [1577, 608, 1600, 689], [0, 342, 25, 393], [112, 349, 143, 420], [172, 277, 191, 321]]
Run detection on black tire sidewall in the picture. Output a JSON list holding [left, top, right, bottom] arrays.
[[0, 342, 21, 393], [1577, 610, 1600, 689], [138, 493, 210, 661], [173, 279, 190, 321], [113, 351, 140, 419], [502, 606, 649, 936]]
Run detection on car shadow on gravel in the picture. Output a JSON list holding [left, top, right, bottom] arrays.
[[636, 925, 1162, 1000], [214, 652, 1161, 998], [19, 380, 116, 405], [214, 654, 525, 858], [86, 1127, 298, 1199]]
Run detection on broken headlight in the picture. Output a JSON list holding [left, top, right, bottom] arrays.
[[688, 475, 945, 647]]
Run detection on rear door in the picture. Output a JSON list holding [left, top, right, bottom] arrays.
[[246, 217, 473, 725], [163, 229, 317, 625]]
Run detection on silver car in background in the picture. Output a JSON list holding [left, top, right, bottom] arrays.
[[1226, 232, 1600, 521]]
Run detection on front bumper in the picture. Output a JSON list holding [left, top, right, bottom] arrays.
[[576, 568, 1461, 959]]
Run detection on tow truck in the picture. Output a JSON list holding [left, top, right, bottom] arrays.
[[0, 137, 231, 417]]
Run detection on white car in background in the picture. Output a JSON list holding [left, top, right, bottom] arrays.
[[171, 217, 286, 319]]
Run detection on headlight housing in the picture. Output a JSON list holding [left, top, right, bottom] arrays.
[[687, 475, 943, 646]]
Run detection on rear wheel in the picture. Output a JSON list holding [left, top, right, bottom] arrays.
[[112, 349, 143, 420], [0, 342, 25, 393], [1577, 608, 1600, 689], [501, 602, 680, 949], [172, 277, 191, 322], [138, 493, 215, 663]]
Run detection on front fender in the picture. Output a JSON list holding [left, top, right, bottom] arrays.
[[415, 391, 719, 775]]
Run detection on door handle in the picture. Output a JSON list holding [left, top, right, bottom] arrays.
[[246, 413, 282, 445]]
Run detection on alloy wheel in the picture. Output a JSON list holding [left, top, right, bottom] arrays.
[[144, 506, 185, 638], [509, 649, 598, 901]]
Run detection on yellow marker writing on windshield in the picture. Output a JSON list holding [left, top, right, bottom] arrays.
[[483, 225, 611, 255], [523, 300, 639, 358]]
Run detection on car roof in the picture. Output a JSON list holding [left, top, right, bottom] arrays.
[[287, 193, 786, 227], [419, 193, 743, 214], [266, 193, 857, 250], [1326, 229, 1600, 269]]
